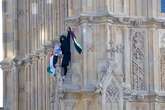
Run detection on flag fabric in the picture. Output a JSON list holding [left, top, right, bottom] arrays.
[[54, 44, 62, 56], [73, 37, 82, 54], [47, 64, 53, 75], [47, 55, 56, 76]]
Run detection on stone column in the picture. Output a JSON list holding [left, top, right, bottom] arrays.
[[81, 0, 87, 13], [30, 61, 35, 110], [38, 0, 41, 48], [34, 59, 38, 110], [123, 27, 131, 86], [40, 0, 43, 45], [158, 29, 165, 92], [147, 0, 155, 17], [2, 0, 16, 58], [129, 0, 136, 16], [106, 0, 114, 13], [37, 58, 41, 110], [11, 62, 23, 110], [56, 0, 60, 36], [18, 64, 27, 110], [53, 0, 57, 38], [1, 63, 12, 110], [47, 0, 51, 42], [25, 0, 30, 54], [82, 23, 89, 86], [113, 25, 124, 77], [45, 0, 49, 43], [147, 25, 158, 92], [44, 55, 50, 110], [1, 60, 25, 110], [25, 64, 30, 110], [17, 0, 27, 56], [41, 56, 46, 110]]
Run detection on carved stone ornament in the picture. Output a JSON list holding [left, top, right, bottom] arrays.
[[160, 55, 165, 90], [131, 30, 145, 90], [106, 84, 120, 103]]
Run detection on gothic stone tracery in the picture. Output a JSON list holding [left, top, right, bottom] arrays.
[[160, 55, 165, 90], [131, 30, 145, 90]]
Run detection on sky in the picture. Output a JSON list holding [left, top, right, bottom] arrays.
[[0, 0, 3, 107]]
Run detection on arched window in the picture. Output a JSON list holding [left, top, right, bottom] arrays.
[[0, 0, 3, 108]]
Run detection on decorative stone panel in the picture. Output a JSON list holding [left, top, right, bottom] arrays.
[[130, 29, 146, 90]]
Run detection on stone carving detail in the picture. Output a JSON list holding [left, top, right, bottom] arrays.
[[63, 100, 76, 110], [160, 55, 165, 90], [131, 30, 145, 90], [160, 34, 165, 91], [105, 80, 120, 103], [116, 0, 124, 13], [160, 34, 165, 48], [99, 40, 124, 81]]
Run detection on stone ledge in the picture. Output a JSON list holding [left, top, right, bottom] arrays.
[[65, 13, 165, 28], [0, 42, 54, 68], [124, 91, 165, 102], [60, 84, 97, 94], [0, 59, 14, 70]]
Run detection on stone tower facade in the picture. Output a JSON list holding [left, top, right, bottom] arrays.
[[1, 0, 165, 110]]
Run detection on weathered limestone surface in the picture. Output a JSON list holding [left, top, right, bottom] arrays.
[[2, 0, 165, 110]]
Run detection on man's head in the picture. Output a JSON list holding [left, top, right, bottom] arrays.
[[60, 35, 66, 43], [67, 27, 71, 32]]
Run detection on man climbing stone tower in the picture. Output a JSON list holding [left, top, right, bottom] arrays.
[[2, 0, 165, 110]]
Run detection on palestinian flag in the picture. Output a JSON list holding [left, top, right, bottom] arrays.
[[47, 64, 54, 75], [73, 37, 82, 54], [47, 55, 56, 76]]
